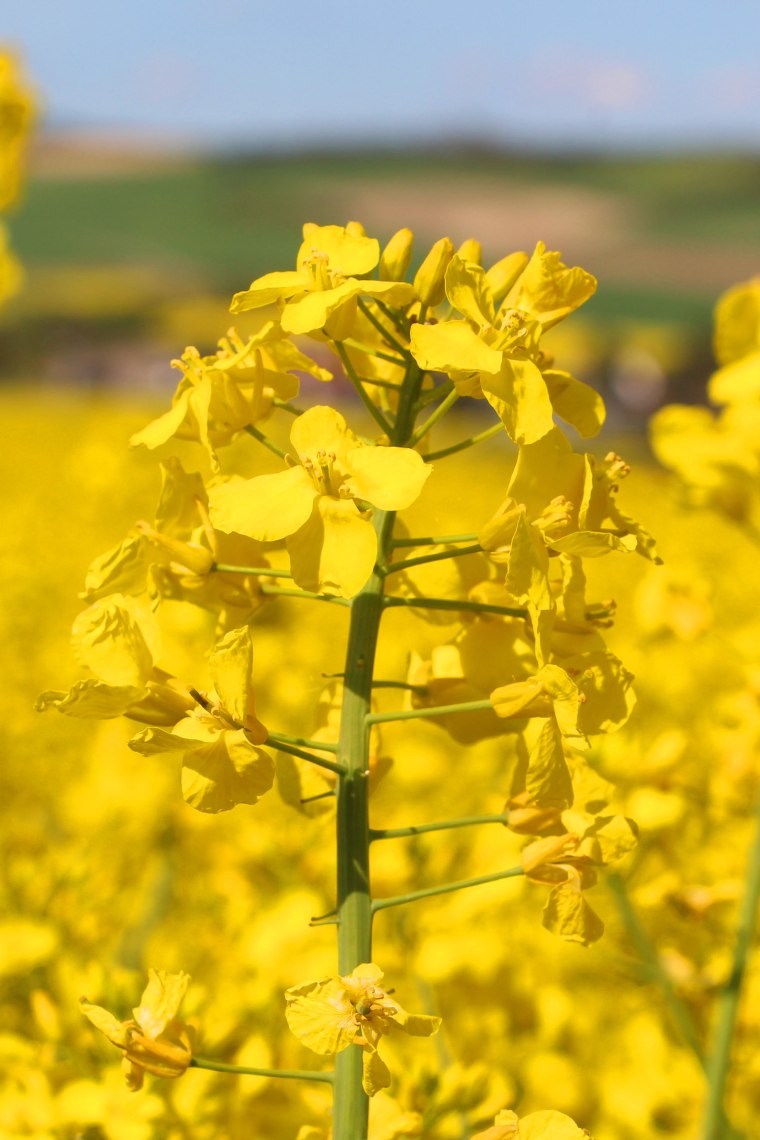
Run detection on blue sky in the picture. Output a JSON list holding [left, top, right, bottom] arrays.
[[5, 0, 760, 150]]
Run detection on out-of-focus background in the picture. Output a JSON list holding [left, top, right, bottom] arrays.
[[3, 0, 760, 426]]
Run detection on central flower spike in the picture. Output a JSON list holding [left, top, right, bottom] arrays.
[[209, 406, 431, 597], [285, 962, 440, 1097]]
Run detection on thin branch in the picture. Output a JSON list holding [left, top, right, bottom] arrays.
[[265, 735, 345, 775], [334, 341, 393, 436], [409, 388, 459, 447], [341, 337, 406, 368], [383, 595, 525, 619], [190, 1057, 333, 1084], [390, 533, 478, 548], [384, 543, 482, 576], [370, 814, 508, 841], [244, 423, 288, 460], [356, 297, 411, 359], [424, 422, 504, 462], [372, 865, 524, 913], [212, 563, 293, 578], [259, 584, 351, 607], [365, 699, 492, 726]]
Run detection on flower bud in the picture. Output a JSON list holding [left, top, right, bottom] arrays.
[[379, 227, 414, 281], [456, 238, 482, 265], [413, 237, 454, 307], [485, 251, 529, 307]]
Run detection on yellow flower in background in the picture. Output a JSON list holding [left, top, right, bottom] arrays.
[[0, 219, 22, 305], [0, 51, 35, 210], [285, 963, 440, 1097], [472, 1108, 592, 1139], [209, 405, 430, 597], [80, 970, 192, 1091], [230, 222, 414, 336]]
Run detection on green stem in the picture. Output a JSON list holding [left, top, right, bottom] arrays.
[[383, 595, 525, 619], [700, 785, 760, 1140], [190, 1057, 333, 1083], [372, 296, 411, 336], [258, 584, 351, 606], [341, 337, 406, 368], [372, 866, 524, 913], [608, 873, 704, 1065], [356, 297, 411, 359], [424, 421, 504, 462], [265, 736, 345, 775], [370, 679, 427, 693], [244, 422, 288, 459], [212, 563, 293, 578], [370, 814, 508, 841], [334, 341, 393, 436], [268, 733, 340, 753], [332, 345, 424, 1139], [408, 388, 459, 447], [333, 510, 391, 1137], [384, 543, 482, 576], [365, 699, 492, 726], [414, 379, 454, 410], [390, 532, 478, 548], [271, 397, 306, 416]]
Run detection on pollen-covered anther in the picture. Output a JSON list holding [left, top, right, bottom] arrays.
[[603, 452, 631, 480]]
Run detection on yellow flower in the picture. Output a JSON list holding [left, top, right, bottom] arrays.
[[208, 405, 430, 597], [129, 625, 274, 813], [410, 250, 600, 443], [0, 51, 35, 210], [36, 594, 193, 726], [130, 325, 316, 471], [285, 962, 440, 1097], [230, 222, 414, 337], [80, 970, 192, 1091], [473, 1108, 592, 1139]]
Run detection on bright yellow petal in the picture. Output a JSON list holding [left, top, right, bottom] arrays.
[[80, 1000, 129, 1048], [134, 970, 190, 1039], [712, 278, 760, 365], [72, 596, 158, 688], [503, 242, 596, 329], [209, 626, 268, 741], [362, 1047, 392, 1097], [36, 680, 143, 718], [444, 255, 495, 326], [230, 270, 307, 313], [290, 404, 355, 461], [525, 718, 573, 809], [507, 427, 585, 521], [180, 728, 274, 813], [208, 466, 317, 542], [542, 880, 604, 946], [297, 224, 379, 277], [410, 320, 502, 375], [345, 444, 430, 511], [542, 369, 605, 437], [287, 497, 377, 598], [285, 978, 356, 1054], [518, 1110, 590, 1139], [480, 358, 554, 444], [708, 349, 760, 404]]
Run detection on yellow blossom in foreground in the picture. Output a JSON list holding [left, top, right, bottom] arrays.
[[209, 405, 430, 597], [285, 963, 440, 1096], [472, 1108, 591, 1139], [80, 970, 192, 1091]]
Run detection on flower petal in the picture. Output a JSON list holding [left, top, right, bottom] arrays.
[[362, 1047, 392, 1097], [209, 466, 317, 542], [134, 970, 190, 1039], [445, 255, 495, 326], [290, 404, 355, 461], [411, 320, 502, 375], [345, 444, 430, 511], [543, 369, 605, 438], [230, 270, 307, 313], [480, 358, 554, 444], [287, 497, 377, 598]]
